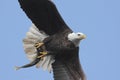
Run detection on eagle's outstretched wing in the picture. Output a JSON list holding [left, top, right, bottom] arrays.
[[52, 47, 86, 80], [18, 0, 72, 35]]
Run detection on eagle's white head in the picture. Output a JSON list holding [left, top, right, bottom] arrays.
[[68, 32, 86, 47]]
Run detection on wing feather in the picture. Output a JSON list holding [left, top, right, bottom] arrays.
[[52, 47, 86, 80], [18, 0, 72, 35]]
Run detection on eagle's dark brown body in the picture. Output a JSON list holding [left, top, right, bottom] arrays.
[[42, 29, 85, 80]]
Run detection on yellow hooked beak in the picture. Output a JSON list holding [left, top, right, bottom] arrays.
[[82, 34, 86, 39], [80, 34, 86, 40]]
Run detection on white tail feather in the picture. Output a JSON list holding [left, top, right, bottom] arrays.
[[23, 24, 54, 71], [23, 24, 48, 61], [36, 55, 55, 72], [26, 53, 37, 61]]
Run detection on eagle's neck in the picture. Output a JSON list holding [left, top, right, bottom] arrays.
[[69, 39, 80, 47]]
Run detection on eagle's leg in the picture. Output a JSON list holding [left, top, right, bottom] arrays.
[[34, 42, 48, 60], [37, 51, 48, 60], [34, 42, 44, 48]]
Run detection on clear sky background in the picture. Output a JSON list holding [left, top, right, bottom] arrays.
[[0, 0, 120, 80]]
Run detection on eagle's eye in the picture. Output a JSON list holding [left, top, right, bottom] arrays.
[[77, 34, 81, 36]]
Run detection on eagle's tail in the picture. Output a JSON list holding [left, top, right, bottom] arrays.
[[23, 24, 49, 61], [21, 24, 55, 72]]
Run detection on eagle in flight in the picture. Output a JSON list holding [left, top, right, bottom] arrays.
[[16, 0, 86, 80]]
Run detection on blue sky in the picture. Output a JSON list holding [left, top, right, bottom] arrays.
[[0, 0, 120, 80]]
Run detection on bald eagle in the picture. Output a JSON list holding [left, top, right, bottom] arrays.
[[16, 0, 86, 80]]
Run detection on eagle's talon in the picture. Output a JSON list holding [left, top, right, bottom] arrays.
[[37, 51, 48, 59], [34, 42, 47, 60], [34, 42, 44, 48]]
